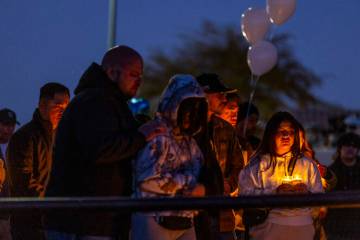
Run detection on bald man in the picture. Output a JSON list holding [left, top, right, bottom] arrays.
[[45, 46, 163, 240]]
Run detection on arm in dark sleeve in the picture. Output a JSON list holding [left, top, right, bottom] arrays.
[[323, 168, 337, 191], [6, 132, 41, 197], [74, 96, 146, 165], [226, 132, 244, 192], [197, 140, 224, 196]]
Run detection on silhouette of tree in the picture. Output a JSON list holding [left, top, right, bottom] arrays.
[[140, 21, 322, 118]]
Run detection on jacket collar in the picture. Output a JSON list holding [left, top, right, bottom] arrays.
[[74, 62, 128, 101], [32, 109, 54, 139]]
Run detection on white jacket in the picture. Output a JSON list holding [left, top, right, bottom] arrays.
[[239, 153, 324, 226]]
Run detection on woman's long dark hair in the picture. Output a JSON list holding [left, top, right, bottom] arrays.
[[298, 122, 318, 163], [252, 111, 301, 173]]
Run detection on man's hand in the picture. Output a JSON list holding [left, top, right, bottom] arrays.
[[138, 120, 167, 142], [183, 184, 206, 197]]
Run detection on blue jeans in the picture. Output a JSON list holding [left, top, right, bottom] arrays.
[[46, 231, 115, 240]]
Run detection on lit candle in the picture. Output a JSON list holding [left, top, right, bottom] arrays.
[[282, 176, 293, 184], [292, 175, 303, 185], [281, 175, 302, 185]]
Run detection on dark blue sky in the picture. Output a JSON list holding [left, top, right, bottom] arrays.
[[1, 0, 359, 123]]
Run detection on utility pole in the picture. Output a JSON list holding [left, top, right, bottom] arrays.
[[107, 0, 117, 49]]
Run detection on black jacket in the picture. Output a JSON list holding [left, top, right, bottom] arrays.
[[329, 157, 360, 191], [194, 115, 244, 239], [7, 109, 54, 198], [45, 63, 146, 236], [6, 109, 53, 231], [209, 115, 244, 192]]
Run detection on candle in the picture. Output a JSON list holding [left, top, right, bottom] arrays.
[[292, 175, 303, 185], [282, 176, 293, 184], [281, 175, 302, 185]]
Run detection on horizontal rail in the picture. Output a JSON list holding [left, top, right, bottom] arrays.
[[1, 191, 360, 214]]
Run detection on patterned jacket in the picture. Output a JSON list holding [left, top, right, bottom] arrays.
[[134, 74, 207, 218]]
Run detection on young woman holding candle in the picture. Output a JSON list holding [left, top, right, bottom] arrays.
[[238, 111, 323, 240]]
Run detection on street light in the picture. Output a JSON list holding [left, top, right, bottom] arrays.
[[107, 0, 117, 49]]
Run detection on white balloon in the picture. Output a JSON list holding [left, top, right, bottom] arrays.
[[241, 8, 271, 45], [266, 0, 296, 25], [247, 41, 278, 76]]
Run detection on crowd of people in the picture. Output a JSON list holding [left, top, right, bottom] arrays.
[[0, 45, 360, 240]]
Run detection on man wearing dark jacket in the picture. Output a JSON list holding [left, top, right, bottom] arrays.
[[0, 108, 19, 240], [7, 83, 70, 240], [325, 132, 360, 239], [195, 73, 244, 240], [45, 45, 163, 240]]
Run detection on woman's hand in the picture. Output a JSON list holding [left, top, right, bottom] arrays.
[[276, 183, 294, 194], [277, 183, 308, 194], [292, 183, 309, 193]]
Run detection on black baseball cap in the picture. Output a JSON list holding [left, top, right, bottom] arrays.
[[196, 73, 237, 94], [0, 108, 20, 125]]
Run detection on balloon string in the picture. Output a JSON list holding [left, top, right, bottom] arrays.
[[268, 24, 277, 43], [249, 72, 254, 86], [243, 75, 260, 137]]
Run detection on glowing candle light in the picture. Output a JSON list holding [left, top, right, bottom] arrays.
[[282, 176, 293, 184], [292, 175, 303, 185], [281, 175, 302, 185]]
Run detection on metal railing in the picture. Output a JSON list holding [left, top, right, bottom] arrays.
[[1, 191, 360, 213]]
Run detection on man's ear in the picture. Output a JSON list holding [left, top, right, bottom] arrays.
[[105, 67, 119, 82], [38, 98, 47, 111]]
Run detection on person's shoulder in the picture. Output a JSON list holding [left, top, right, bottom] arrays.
[[328, 159, 341, 171], [212, 115, 237, 137], [8, 121, 37, 147], [247, 154, 269, 169], [70, 88, 123, 114], [12, 119, 39, 138], [298, 155, 319, 169], [212, 115, 233, 128], [73, 88, 106, 104], [143, 134, 172, 153]]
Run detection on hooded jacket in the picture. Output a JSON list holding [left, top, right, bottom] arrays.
[[134, 74, 206, 218], [239, 153, 323, 226], [45, 63, 146, 236]]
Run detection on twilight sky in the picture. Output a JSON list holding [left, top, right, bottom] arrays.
[[1, 0, 359, 123]]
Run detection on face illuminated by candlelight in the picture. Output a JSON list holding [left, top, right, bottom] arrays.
[[275, 121, 295, 156], [220, 100, 238, 127]]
